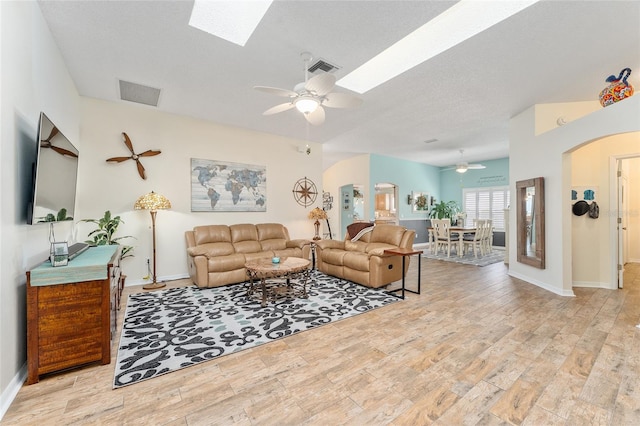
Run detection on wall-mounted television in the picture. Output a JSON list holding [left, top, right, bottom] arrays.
[[28, 112, 79, 225]]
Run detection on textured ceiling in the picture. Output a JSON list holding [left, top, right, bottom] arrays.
[[37, 0, 640, 170]]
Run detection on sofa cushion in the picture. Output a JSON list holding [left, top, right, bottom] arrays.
[[260, 239, 287, 251], [234, 240, 263, 254], [315, 239, 344, 250], [370, 225, 405, 246], [193, 225, 232, 245], [229, 224, 261, 253], [322, 249, 347, 266], [187, 242, 235, 258], [244, 251, 274, 262], [257, 224, 288, 251], [256, 223, 288, 240], [345, 240, 367, 253], [230, 224, 259, 242], [287, 239, 310, 249], [343, 252, 370, 272]]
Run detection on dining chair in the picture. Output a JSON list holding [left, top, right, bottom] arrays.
[[463, 220, 485, 258], [481, 219, 493, 254], [432, 218, 459, 257]]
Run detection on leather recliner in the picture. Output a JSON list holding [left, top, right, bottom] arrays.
[[315, 224, 415, 288]]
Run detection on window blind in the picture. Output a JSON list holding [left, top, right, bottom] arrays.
[[462, 186, 510, 230]]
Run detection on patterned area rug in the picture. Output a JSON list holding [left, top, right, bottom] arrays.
[[422, 247, 505, 267], [114, 270, 400, 388]]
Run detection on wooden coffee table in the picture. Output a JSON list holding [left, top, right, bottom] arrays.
[[245, 257, 311, 306]]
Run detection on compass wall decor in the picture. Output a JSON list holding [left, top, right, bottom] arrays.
[[292, 177, 318, 207]]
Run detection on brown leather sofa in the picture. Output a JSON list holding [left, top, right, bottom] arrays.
[[185, 223, 311, 288], [315, 224, 416, 288]]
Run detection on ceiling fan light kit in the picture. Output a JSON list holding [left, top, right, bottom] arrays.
[[295, 97, 319, 114], [254, 52, 362, 125], [442, 149, 486, 173]]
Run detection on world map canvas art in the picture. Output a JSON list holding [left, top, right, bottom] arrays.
[[191, 158, 266, 212]]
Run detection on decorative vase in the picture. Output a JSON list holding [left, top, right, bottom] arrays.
[[599, 68, 634, 107]]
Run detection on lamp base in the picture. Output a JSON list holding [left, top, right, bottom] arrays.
[[142, 281, 166, 290]]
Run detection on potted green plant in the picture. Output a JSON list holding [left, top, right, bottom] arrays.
[[82, 210, 134, 258], [428, 200, 461, 220]]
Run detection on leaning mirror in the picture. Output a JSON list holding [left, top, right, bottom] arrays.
[[516, 177, 545, 269]]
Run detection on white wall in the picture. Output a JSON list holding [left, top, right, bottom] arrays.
[[76, 98, 323, 284], [1, 1, 81, 418], [571, 135, 640, 288], [0, 3, 323, 416], [509, 96, 640, 296], [322, 154, 371, 240]]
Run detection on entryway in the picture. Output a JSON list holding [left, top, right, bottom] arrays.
[[616, 155, 640, 288]]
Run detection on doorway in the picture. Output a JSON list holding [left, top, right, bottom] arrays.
[[374, 183, 398, 224], [616, 156, 640, 288]]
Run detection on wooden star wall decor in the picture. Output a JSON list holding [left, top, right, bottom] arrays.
[[292, 177, 318, 207], [106, 132, 161, 180]]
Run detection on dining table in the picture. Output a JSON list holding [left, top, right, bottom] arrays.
[[428, 225, 478, 257]]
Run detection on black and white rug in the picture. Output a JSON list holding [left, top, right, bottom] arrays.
[[114, 270, 400, 388], [422, 247, 505, 267]]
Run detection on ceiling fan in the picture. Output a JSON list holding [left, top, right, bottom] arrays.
[[443, 149, 486, 174], [254, 52, 362, 126]]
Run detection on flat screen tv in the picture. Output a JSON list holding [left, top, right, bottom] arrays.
[[28, 112, 79, 224]]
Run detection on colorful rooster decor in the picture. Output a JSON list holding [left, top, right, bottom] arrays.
[[599, 68, 634, 107]]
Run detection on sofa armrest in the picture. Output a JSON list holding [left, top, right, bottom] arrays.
[[315, 239, 345, 250], [287, 239, 311, 249], [187, 252, 209, 287], [187, 246, 205, 257]]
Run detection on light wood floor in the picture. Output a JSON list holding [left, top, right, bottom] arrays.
[[3, 259, 640, 425]]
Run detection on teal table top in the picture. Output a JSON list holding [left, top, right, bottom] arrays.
[[29, 245, 119, 287]]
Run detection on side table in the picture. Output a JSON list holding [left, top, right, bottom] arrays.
[[383, 248, 422, 299]]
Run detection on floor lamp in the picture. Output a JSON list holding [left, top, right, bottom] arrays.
[[134, 191, 171, 290]]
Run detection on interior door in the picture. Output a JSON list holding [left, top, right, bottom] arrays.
[[617, 161, 627, 288]]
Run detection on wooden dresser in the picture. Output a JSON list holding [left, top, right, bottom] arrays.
[[26, 245, 123, 384]]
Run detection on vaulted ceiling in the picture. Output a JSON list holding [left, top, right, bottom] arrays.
[[38, 1, 640, 170]]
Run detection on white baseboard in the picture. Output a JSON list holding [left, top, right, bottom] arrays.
[[509, 270, 576, 297], [0, 364, 26, 421], [572, 280, 615, 289]]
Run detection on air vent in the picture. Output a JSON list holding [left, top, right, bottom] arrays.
[[119, 80, 161, 107], [307, 58, 340, 75]]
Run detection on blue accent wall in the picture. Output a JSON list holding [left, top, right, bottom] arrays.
[[369, 154, 440, 221], [343, 154, 509, 242], [440, 157, 510, 204]]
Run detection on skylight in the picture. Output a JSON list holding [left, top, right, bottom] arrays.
[[337, 0, 539, 94], [188, 0, 273, 47]]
